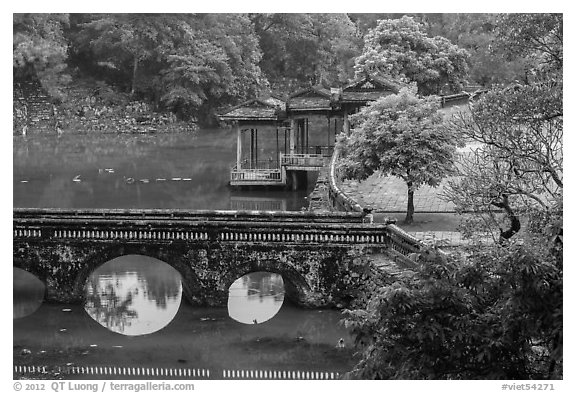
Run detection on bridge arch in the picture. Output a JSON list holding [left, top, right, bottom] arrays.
[[72, 244, 202, 305], [220, 258, 312, 307]]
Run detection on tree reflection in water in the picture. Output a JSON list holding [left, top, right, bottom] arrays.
[[228, 272, 285, 324], [85, 278, 139, 334], [84, 255, 182, 336]]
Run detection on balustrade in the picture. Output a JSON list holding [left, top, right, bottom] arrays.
[[14, 364, 339, 380], [230, 164, 283, 184], [280, 153, 326, 168], [14, 209, 422, 257]]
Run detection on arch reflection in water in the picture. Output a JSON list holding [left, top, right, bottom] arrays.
[[84, 255, 182, 336], [228, 272, 285, 325], [13, 268, 45, 319]]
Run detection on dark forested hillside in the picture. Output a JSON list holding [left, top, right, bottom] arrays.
[[13, 13, 545, 126]]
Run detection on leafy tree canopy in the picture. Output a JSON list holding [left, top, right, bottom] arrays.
[[422, 13, 527, 86], [70, 13, 265, 123], [13, 13, 71, 97], [495, 13, 562, 75], [250, 13, 361, 91], [338, 88, 462, 223], [354, 16, 470, 95]]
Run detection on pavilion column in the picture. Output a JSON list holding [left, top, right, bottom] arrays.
[[236, 125, 242, 170], [290, 119, 296, 155], [327, 116, 331, 152], [343, 107, 351, 135]]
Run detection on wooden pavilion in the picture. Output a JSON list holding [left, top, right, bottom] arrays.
[[219, 74, 401, 189], [219, 96, 290, 187]]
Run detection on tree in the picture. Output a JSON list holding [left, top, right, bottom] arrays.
[[494, 13, 562, 76], [444, 14, 562, 243], [354, 16, 470, 95], [422, 13, 528, 86], [250, 13, 362, 91], [444, 80, 562, 243], [71, 14, 189, 98], [13, 13, 71, 97], [160, 14, 265, 123], [337, 88, 461, 224]]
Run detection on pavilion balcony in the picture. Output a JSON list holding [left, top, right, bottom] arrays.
[[298, 145, 335, 157], [230, 163, 284, 186], [280, 153, 327, 170]]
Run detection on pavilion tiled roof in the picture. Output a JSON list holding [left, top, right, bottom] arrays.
[[341, 90, 396, 102], [341, 75, 401, 104], [220, 74, 403, 120], [219, 97, 286, 121], [287, 87, 332, 111]]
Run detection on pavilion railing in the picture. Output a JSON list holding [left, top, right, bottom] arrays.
[[280, 153, 326, 168], [230, 164, 283, 183], [300, 145, 334, 157]]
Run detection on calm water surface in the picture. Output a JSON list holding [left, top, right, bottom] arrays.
[[13, 129, 315, 210]]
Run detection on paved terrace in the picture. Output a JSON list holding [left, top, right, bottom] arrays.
[[341, 176, 456, 213], [338, 143, 491, 247]]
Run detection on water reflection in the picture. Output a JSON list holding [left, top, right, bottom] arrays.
[[228, 272, 285, 325], [13, 268, 45, 319], [84, 255, 182, 336]]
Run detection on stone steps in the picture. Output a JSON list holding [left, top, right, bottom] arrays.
[[13, 80, 55, 133]]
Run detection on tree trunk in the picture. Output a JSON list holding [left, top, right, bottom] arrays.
[[405, 182, 415, 224], [492, 194, 521, 242], [131, 56, 138, 97]]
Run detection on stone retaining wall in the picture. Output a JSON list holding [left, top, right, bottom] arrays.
[[327, 147, 364, 213], [13, 80, 56, 134]]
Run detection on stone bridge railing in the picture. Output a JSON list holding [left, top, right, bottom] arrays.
[[13, 208, 419, 255]]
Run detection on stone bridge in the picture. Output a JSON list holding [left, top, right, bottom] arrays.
[[13, 208, 422, 307]]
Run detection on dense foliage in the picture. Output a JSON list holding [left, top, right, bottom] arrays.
[[13, 13, 71, 98], [14, 13, 536, 125], [344, 209, 562, 379], [250, 13, 362, 91], [337, 88, 461, 223], [67, 14, 266, 123]]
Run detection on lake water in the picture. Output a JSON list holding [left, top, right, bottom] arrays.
[[13, 259, 354, 379], [13, 129, 316, 210], [13, 131, 352, 379]]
